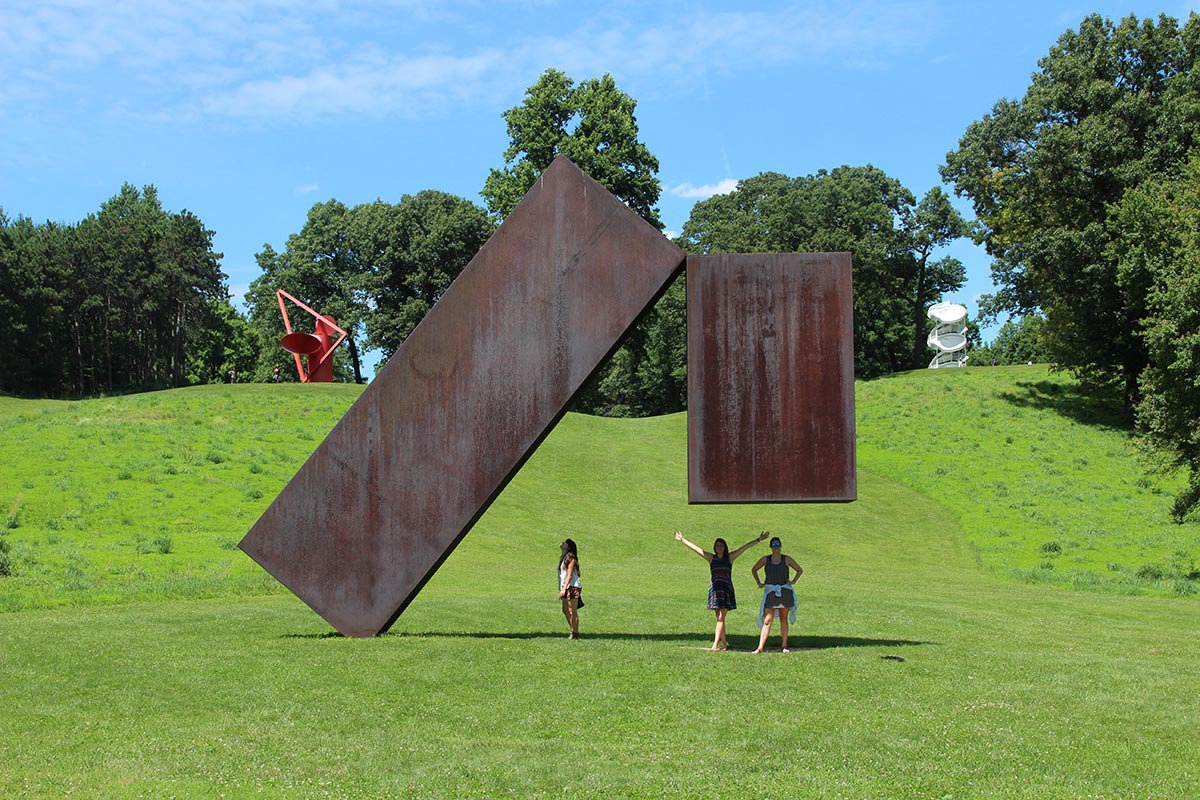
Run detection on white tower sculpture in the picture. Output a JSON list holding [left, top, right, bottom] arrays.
[[927, 301, 969, 368]]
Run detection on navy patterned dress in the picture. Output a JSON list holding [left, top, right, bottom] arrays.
[[707, 554, 736, 610]]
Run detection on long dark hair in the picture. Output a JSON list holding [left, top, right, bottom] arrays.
[[712, 538, 729, 560], [559, 538, 580, 574]]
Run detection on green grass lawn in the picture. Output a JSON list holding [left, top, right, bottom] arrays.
[[1, 368, 1198, 797]]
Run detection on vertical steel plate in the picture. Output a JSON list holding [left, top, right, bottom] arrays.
[[240, 157, 685, 637], [687, 253, 856, 503]]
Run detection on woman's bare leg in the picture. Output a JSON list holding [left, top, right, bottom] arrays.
[[754, 608, 776, 653], [561, 597, 571, 635], [780, 611, 790, 653], [713, 609, 728, 651], [566, 597, 579, 638]]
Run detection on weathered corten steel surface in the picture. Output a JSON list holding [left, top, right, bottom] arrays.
[[687, 253, 856, 503], [240, 157, 685, 637]]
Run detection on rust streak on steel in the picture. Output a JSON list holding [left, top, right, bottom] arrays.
[[687, 253, 856, 503], [239, 157, 685, 637]]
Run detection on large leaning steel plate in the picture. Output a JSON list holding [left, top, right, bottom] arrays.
[[240, 157, 685, 637], [687, 253, 856, 503]]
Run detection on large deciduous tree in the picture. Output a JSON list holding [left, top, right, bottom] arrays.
[[680, 167, 966, 379], [941, 12, 1200, 409], [482, 68, 682, 416], [352, 192, 494, 360], [1111, 157, 1200, 522], [245, 200, 369, 383], [482, 69, 663, 227]]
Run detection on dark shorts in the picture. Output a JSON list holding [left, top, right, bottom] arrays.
[[563, 586, 584, 608]]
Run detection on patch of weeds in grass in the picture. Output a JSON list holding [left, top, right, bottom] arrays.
[[1040, 541, 1063, 556], [217, 537, 240, 550], [248, 463, 263, 474], [0, 536, 14, 577], [21, 479, 34, 490], [5, 498, 22, 529], [153, 534, 173, 555], [116, 469, 133, 481], [164, 465, 179, 475], [243, 488, 263, 500], [1136, 563, 1166, 581], [205, 451, 225, 465]]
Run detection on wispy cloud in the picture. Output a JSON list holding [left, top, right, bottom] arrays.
[[666, 178, 740, 200], [0, 1, 935, 123], [295, 183, 320, 195]]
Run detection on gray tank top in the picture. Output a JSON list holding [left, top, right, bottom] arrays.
[[765, 556, 789, 584]]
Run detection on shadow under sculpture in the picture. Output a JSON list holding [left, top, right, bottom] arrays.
[[240, 156, 856, 638]]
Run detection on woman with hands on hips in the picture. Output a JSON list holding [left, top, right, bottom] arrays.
[[751, 536, 803, 654]]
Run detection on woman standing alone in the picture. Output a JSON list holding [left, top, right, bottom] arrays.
[[674, 530, 768, 650], [558, 538, 583, 640]]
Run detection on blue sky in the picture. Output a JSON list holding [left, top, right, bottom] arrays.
[[3, 0, 1197, 375]]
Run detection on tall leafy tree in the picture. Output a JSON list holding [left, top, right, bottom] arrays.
[[482, 69, 663, 227], [1111, 157, 1200, 521], [904, 188, 969, 368], [245, 201, 369, 383], [351, 192, 494, 359], [482, 68, 678, 415], [681, 167, 965, 379], [942, 12, 1200, 408]]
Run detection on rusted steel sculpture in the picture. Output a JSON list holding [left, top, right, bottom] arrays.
[[241, 156, 856, 637], [687, 254, 856, 502], [241, 158, 686, 637], [276, 289, 347, 382]]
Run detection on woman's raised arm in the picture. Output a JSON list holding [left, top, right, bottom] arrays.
[[729, 531, 768, 562], [674, 531, 712, 561]]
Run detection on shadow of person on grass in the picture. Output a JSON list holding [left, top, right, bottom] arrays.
[[282, 630, 934, 649]]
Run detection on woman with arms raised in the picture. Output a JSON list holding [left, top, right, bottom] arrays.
[[674, 530, 768, 651]]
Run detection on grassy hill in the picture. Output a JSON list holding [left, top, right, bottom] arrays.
[[0, 366, 1194, 613], [1, 368, 1198, 797]]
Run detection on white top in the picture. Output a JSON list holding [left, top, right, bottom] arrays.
[[559, 560, 581, 589], [927, 301, 967, 325]]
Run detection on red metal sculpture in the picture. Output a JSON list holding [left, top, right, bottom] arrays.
[[241, 157, 856, 637], [276, 290, 347, 383]]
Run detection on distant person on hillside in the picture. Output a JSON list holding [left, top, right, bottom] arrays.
[[272, 365, 281, 382], [751, 537, 803, 654], [228, 368, 237, 383], [674, 530, 768, 651], [558, 538, 583, 640]]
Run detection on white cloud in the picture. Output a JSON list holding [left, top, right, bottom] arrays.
[[663, 229, 679, 240], [295, 183, 320, 194], [666, 178, 739, 199], [0, 1, 935, 122]]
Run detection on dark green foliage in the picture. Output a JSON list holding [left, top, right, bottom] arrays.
[[480, 69, 680, 416], [244, 192, 494, 378], [974, 314, 1047, 367], [481, 69, 663, 227], [0, 187, 227, 395], [680, 168, 967, 379], [1111, 157, 1200, 521], [353, 192, 495, 359], [942, 12, 1200, 407], [245, 201, 369, 383]]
